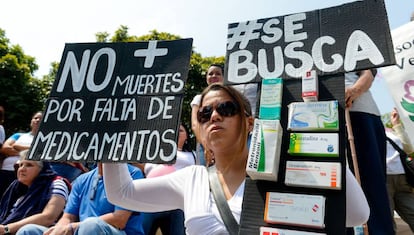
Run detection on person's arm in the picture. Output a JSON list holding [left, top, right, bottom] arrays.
[[0, 137, 18, 156], [49, 210, 132, 234], [99, 210, 132, 230], [103, 163, 185, 212], [393, 124, 414, 153], [345, 168, 370, 227], [2, 195, 66, 234], [390, 108, 414, 153], [191, 103, 201, 142], [12, 142, 30, 152], [44, 213, 78, 235], [345, 70, 374, 108]]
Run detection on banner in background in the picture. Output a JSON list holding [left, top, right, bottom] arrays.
[[382, 21, 414, 144]]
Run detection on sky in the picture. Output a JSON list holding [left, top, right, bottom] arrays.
[[1, 0, 413, 114]]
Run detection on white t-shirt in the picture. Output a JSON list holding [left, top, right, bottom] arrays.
[[386, 131, 405, 174], [0, 125, 5, 145], [190, 94, 201, 108], [2, 132, 33, 171], [386, 124, 414, 175], [344, 72, 380, 116], [104, 164, 369, 234]]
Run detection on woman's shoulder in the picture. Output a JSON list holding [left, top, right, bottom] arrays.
[[178, 165, 207, 176]]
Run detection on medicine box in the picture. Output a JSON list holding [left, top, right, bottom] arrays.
[[288, 133, 338, 157], [246, 119, 283, 182], [302, 70, 319, 102], [287, 101, 338, 131], [264, 192, 326, 228], [260, 226, 326, 235], [285, 161, 342, 190], [259, 78, 283, 120]]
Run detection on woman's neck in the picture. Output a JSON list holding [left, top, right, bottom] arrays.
[[214, 149, 247, 174]]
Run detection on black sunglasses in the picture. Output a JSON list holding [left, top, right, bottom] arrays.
[[197, 101, 241, 124]]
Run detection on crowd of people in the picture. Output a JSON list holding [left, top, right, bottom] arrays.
[[0, 62, 412, 235]]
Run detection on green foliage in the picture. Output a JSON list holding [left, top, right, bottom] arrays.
[[1, 25, 225, 144], [95, 32, 110, 43], [100, 26, 225, 140], [0, 29, 45, 135]]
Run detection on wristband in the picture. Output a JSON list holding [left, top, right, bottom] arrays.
[[4, 225, 10, 235]]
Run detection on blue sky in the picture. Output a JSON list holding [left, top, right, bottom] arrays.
[[1, 0, 413, 114]]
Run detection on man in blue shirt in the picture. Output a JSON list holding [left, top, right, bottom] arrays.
[[17, 163, 144, 235]]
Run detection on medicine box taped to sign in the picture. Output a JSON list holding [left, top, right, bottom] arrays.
[[28, 39, 193, 163]]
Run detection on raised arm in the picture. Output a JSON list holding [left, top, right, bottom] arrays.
[[391, 108, 414, 153], [103, 163, 185, 212]]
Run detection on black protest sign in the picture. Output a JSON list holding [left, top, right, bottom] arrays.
[[28, 39, 193, 163], [224, 0, 395, 82], [229, 1, 396, 234]]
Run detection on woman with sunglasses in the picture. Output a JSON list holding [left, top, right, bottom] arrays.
[[103, 84, 369, 234]]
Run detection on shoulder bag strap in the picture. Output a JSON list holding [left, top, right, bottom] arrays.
[[208, 165, 240, 235], [387, 136, 405, 156], [386, 136, 412, 171]]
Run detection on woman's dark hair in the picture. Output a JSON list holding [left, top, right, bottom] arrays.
[[181, 122, 194, 152], [208, 64, 224, 74], [0, 105, 4, 124]]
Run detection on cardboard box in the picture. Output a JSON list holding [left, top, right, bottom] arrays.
[[264, 192, 326, 228], [260, 226, 326, 235], [247, 119, 283, 181], [287, 101, 338, 131], [302, 70, 318, 102], [285, 161, 341, 190], [259, 78, 283, 120], [288, 133, 338, 157]]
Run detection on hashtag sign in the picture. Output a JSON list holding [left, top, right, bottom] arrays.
[[227, 20, 263, 50]]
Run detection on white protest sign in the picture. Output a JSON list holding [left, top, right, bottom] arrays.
[[381, 21, 414, 144]]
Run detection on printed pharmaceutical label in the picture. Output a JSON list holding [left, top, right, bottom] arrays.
[[285, 161, 341, 190], [264, 192, 326, 228]]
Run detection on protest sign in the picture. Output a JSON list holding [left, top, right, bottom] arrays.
[[224, 0, 394, 83], [28, 39, 193, 163], [382, 21, 414, 144], [229, 0, 395, 234]]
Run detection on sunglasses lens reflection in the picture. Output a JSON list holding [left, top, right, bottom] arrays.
[[197, 101, 240, 124]]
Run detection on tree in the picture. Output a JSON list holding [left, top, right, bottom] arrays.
[[96, 26, 225, 143], [0, 28, 45, 135]]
